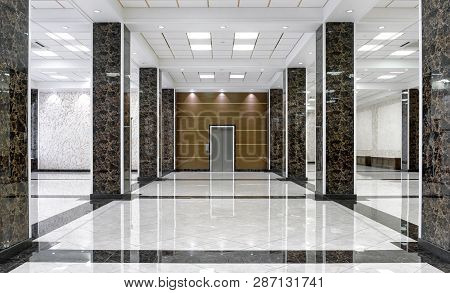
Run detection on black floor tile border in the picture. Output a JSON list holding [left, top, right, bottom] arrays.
[[138, 195, 307, 199], [1, 245, 448, 273], [31, 200, 114, 239]]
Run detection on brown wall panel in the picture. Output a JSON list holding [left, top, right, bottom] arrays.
[[176, 92, 268, 171]]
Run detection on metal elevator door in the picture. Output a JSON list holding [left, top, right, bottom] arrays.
[[210, 126, 234, 172]]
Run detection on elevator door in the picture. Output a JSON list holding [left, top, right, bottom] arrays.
[[210, 126, 234, 172]]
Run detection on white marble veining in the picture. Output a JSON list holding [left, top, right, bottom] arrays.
[[38, 91, 91, 170]]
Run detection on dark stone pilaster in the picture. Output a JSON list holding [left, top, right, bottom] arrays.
[[161, 89, 174, 176], [269, 89, 284, 176], [287, 68, 307, 181], [420, 0, 449, 260], [139, 68, 158, 181], [31, 89, 38, 171], [402, 89, 419, 172], [92, 23, 130, 197], [316, 22, 355, 199], [0, 0, 30, 254]]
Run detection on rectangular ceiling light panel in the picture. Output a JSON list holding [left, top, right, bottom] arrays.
[[373, 32, 403, 40]]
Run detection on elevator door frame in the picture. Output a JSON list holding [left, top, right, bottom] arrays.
[[209, 125, 235, 172]]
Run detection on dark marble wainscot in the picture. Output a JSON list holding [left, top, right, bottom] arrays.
[[316, 22, 355, 199], [139, 68, 158, 181], [269, 89, 284, 176], [0, 0, 30, 258], [408, 89, 419, 172], [161, 89, 175, 176], [287, 68, 307, 181], [31, 89, 38, 171], [420, 0, 450, 261]]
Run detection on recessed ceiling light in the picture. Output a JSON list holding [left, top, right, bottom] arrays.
[[378, 26, 385, 30], [187, 32, 210, 39], [62, 26, 69, 30], [233, 44, 254, 51], [346, 9, 353, 13], [358, 44, 383, 51], [235, 32, 258, 39], [250, 89, 254, 92], [260, 68, 264, 72], [132, 52, 137, 55], [191, 44, 212, 51], [391, 50, 415, 56], [158, 25, 165, 29], [50, 75, 69, 80], [374, 32, 403, 40], [220, 89, 224, 92], [33, 50, 58, 57], [282, 26, 289, 29], [199, 73, 215, 79], [298, 62, 303, 65], [230, 74, 245, 79], [93, 10, 101, 13], [308, 52, 312, 55], [220, 25, 227, 29], [180, 68, 184, 71], [377, 75, 396, 80]]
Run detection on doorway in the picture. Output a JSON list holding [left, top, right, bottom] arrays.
[[209, 126, 235, 172]]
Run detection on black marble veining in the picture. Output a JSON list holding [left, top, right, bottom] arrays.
[[287, 68, 307, 181], [139, 68, 158, 180], [315, 25, 324, 194], [161, 89, 175, 176], [0, 0, 29, 253], [316, 23, 355, 197], [269, 89, 284, 176], [92, 23, 122, 195], [30, 89, 38, 171], [408, 89, 419, 171], [421, 0, 449, 254]]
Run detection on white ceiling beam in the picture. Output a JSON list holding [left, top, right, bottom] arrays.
[[323, 0, 379, 22], [357, 82, 415, 90], [356, 59, 419, 69], [123, 8, 322, 24], [159, 59, 285, 71], [31, 59, 91, 70], [33, 81, 91, 89], [363, 8, 420, 22], [286, 33, 315, 67]]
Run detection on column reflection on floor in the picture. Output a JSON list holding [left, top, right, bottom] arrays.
[[1, 170, 447, 273]]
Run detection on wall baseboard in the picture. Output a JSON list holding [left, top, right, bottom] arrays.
[[356, 156, 401, 170], [0, 238, 32, 261], [418, 238, 450, 262], [35, 169, 90, 173]]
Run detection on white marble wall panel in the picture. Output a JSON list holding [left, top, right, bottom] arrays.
[[38, 91, 91, 170], [357, 99, 402, 158], [131, 89, 139, 171], [306, 111, 316, 162]]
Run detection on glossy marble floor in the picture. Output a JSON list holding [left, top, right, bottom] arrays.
[[1, 168, 447, 273]]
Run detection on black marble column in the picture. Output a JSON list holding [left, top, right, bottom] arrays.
[[0, 0, 30, 258], [287, 68, 307, 181], [138, 68, 158, 181], [401, 89, 419, 172], [269, 89, 284, 176], [92, 23, 131, 198], [315, 22, 355, 200], [420, 0, 449, 260], [161, 88, 174, 176], [31, 89, 38, 171]]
